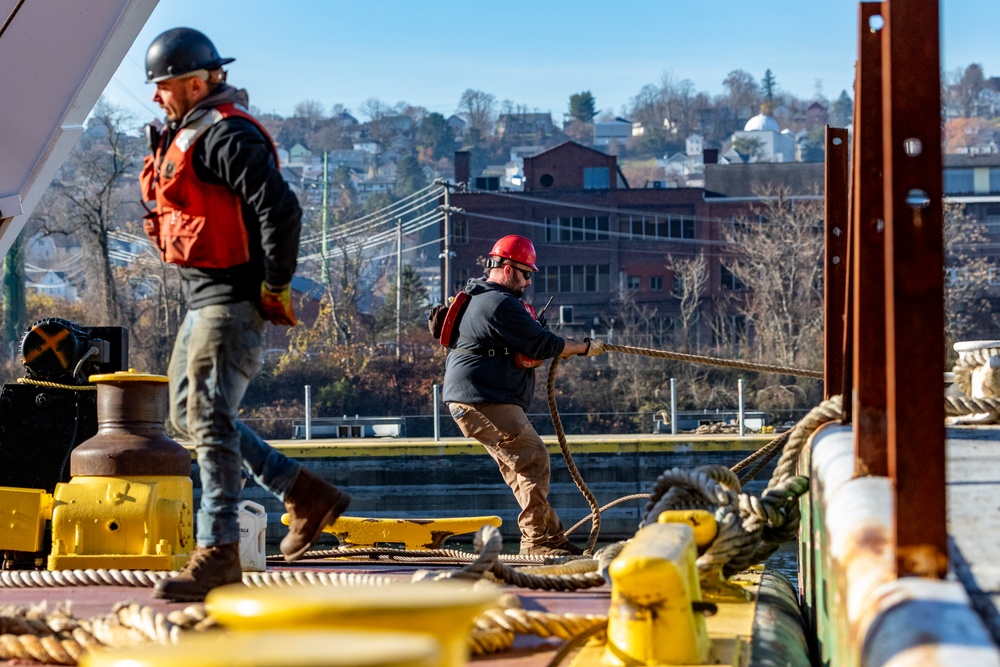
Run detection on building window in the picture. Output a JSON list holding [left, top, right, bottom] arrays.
[[944, 168, 974, 195], [544, 216, 610, 242], [626, 275, 641, 290], [539, 174, 555, 188], [628, 215, 695, 240], [452, 218, 468, 245], [720, 264, 747, 291], [583, 167, 610, 190], [650, 275, 663, 290], [536, 265, 610, 293]]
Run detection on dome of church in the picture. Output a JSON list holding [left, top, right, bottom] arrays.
[[743, 113, 780, 133]]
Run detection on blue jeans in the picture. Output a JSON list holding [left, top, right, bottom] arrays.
[[168, 301, 300, 547]]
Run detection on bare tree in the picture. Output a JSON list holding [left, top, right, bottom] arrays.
[[294, 99, 326, 131], [949, 64, 986, 118], [665, 252, 707, 352], [723, 185, 824, 370], [457, 89, 496, 137], [944, 201, 992, 346], [722, 69, 760, 118], [31, 99, 142, 324]]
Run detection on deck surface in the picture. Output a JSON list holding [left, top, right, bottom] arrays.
[[946, 425, 1000, 643]]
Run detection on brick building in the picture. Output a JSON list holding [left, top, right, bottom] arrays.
[[444, 142, 824, 347]]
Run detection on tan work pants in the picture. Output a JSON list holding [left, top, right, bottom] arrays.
[[448, 402, 565, 550]]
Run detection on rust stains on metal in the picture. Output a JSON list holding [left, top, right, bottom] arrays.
[[852, 1, 889, 477], [825, 126, 851, 403], [880, 0, 947, 578]]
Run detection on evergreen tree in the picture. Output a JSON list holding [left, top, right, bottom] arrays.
[[394, 156, 427, 199], [568, 91, 597, 122], [416, 112, 457, 161], [829, 90, 854, 127], [760, 69, 778, 107]]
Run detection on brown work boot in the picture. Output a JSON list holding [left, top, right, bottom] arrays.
[[280, 468, 351, 562], [519, 540, 585, 557], [153, 544, 242, 602]]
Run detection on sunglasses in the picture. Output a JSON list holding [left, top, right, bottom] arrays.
[[507, 264, 532, 280]]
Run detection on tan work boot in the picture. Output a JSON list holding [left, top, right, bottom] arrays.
[[153, 544, 242, 602], [280, 468, 351, 562], [519, 540, 585, 557]]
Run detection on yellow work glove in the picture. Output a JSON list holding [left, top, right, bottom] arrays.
[[582, 338, 606, 356], [260, 282, 297, 326]]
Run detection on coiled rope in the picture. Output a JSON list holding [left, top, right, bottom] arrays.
[[0, 568, 393, 589]]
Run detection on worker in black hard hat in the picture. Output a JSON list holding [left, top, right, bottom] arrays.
[[139, 27, 351, 602]]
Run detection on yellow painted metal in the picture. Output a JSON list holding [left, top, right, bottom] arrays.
[[79, 629, 442, 667], [569, 567, 762, 667], [657, 509, 719, 547], [87, 369, 168, 383], [279, 513, 502, 549], [604, 522, 710, 665], [48, 475, 193, 570], [207, 580, 499, 667], [0, 486, 53, 552]]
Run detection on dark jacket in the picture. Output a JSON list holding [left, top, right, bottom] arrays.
[[442, 279, 565, 410], [159, 85, 302, 309]]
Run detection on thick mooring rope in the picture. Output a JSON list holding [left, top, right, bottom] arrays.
[[547, 356, 602, 554], [0, 568, 393, 589], [602, 343, 822, 379]]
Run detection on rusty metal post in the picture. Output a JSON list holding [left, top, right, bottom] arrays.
[[853, 2, 889, 477], [825, 127, 850, 401], [882, 0, 947, 578]]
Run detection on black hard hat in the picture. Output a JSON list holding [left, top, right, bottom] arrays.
[[145, 27, 235, 83]]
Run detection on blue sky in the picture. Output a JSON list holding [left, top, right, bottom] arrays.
[[102, 1, 999, 127]]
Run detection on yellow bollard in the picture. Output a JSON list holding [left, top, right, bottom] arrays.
[[80, 630, 441, 667], [604, 522, 710, 666], [657, 509, 718, 548], [207, 580, 499, 667]]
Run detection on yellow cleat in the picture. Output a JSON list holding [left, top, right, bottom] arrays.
[[280, 514, 502, 550]]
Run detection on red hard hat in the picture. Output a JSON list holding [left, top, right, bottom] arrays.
[[489, 235, 538, 272]]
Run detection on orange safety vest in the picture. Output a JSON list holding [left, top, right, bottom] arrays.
[[139, 103, 279, 269]]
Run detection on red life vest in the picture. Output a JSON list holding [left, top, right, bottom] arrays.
[[139, 103, 279, 269], [438, 291, 544, 369]]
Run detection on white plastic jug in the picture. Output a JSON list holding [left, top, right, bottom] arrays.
[[237, 500, 267, 572]]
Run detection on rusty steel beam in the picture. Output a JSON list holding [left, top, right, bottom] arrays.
[[882, 0, 947, 578], [853, 2, 888, 477], [825, 127, 850, 402]]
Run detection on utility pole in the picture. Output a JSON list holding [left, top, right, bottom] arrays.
[[434, 179, 461, 304], [321, 151, 330, 285], [442, 183, 451, 303], [396, 217, 402, 361]]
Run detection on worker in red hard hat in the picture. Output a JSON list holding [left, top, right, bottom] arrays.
[[139, 27, 350, 602], [442, 235, 605, 556]]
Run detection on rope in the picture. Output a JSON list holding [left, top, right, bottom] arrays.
[[544, 623, 608, 667], [602, 343, 822, 379], [734, 431, 791, 485], [0, 602, 209, 665], [952, 346, 1000, 397], [945, 394, 1000, 420], [468, 626, 515, 655], [547, 357, 602, 554], [15, 378, 96, 391], [269, 545, 566, 567], [0, 568, 393, 589], [564, 493, 650, 537]]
